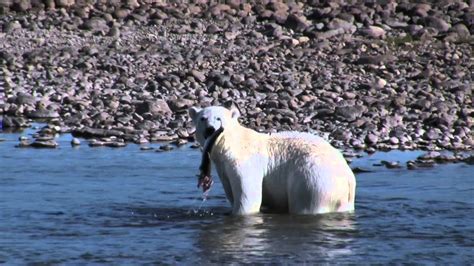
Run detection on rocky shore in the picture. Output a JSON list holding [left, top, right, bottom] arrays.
[[0, 0, 472, 153]]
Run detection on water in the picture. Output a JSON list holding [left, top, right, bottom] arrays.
[[1, 126, 473, 264]]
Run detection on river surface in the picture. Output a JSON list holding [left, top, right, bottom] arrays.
[[0, 125, 473, 264]]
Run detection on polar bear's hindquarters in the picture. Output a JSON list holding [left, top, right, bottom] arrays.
[[286, 153, 356, 214]]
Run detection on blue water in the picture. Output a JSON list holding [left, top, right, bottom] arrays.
[[0, 126, 473, 264]]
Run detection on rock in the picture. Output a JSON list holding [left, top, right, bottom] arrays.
[[56, 0, 75, 8], [81, 17, 109, 33], [171, 138, 188, 146], [352, 167, 372, 173], [335, 105, 366, 122], [88, 139, 105, 147], [72, 127, 124, 138], [71, 138, 81, 146], [327, 18, 356, 33], [190, 143, 200, 149], [27, 110, 60, 119], [107, 26, 120, 38], [5, 21, 22, 33], [15, 140, 31, 148], [374, 78, 387, 89], [168, 98, 195, 112], [2, 116, 29, 128], [189, 70, 206, 82], [205, 24, 220, 34], [464, 155, 474, 165], [365, 133, 379, 145], [423, 16, 451, 32], [15, 92, 36, 106], [135, 100, 172, 116], [158, 144, 174, 151], [30, 140, 58, 148], [389, 137, 400, 145], [356, 55, 395, 65], [360, 26, 385, 38], [381, 160, 402, 169], [150, 133, 177, 142], [105, 142, 127, 148], [285, 14, 311, 32]]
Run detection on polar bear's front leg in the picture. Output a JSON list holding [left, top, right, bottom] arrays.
[[227, 170, 263, 215]]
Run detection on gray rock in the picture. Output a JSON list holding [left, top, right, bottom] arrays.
[[189, 70, 206, 82], [2, 116, 29, 128], [335, 105, 366, 122], [423, 16, 451, 32], [381, 160, 402, 169], [135, 100, 172, 116], [27, 110, 60, 119], [327, 18, 356, 33], [81, 17, 109, 33], [71, 138, 81, 146], [285, 14, 311, 32], [30, 140, 58, 148]]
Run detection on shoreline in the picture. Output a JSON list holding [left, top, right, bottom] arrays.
[[1, 121, 472, 169]]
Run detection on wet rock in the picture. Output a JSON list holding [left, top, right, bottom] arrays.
[[365, 133, 379, 145], [381, 160, 402, 169], [89, 139, 105, 147], [15, 140, 31, 148], [72, 127, 124, 138], [71, 137, 81, 146], [463, 155, 474, 165], [105, 142, 127, 148], [158, 144, 174, 151], [190, 143, 200, 149], [352, 167, 372, 173], [171, 138, 188, 146], [30, 140, 58, 148], [150, 133, 177, 142], [2, 116, 29, 128]]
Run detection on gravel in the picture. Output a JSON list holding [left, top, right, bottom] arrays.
[[0, 0, 472, 154]]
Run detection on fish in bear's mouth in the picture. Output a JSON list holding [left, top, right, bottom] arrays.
[[198, 126, 224, 193]]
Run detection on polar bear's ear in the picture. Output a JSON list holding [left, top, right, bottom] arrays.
[[224, 101, 240, 120], [188, 107, 201, 121]]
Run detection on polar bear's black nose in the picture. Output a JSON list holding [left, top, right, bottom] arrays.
[[204, 127, 216, 139]]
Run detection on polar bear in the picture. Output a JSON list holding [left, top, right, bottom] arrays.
[[189, 105, 356, 215]]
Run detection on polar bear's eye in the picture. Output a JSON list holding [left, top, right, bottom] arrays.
[[216, 118, 221, 121]]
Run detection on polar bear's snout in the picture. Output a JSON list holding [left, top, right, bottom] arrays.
[[204, 127, 216, 140]]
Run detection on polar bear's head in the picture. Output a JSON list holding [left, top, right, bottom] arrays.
[[189, 105, 240, 146]]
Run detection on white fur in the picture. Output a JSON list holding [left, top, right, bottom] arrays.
[[189, 106, 356, 215]]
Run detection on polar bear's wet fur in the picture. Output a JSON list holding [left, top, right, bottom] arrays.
[[189, 105, 356, 215]]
